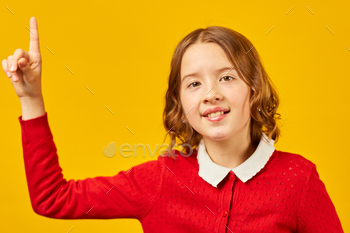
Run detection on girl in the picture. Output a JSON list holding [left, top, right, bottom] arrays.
[[2, 17, 344, 232]]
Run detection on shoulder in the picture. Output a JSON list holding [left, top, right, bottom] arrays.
[[131, 149, 198, 174], [273, 150, 316, 173], [157, 149, 199, 173], [265, 150, 317, 186]]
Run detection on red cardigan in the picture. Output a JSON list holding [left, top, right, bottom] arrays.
[[19, 112, 344, 233]]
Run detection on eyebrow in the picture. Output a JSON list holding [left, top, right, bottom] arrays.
[[181, 66, 235, 82]]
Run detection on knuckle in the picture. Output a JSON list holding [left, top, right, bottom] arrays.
[[7, 56, 12, 69], [13, 49, 25, 62], [2, 59, 7, 68], [14, 48, 24, 55], [7, 54, 16, 71]]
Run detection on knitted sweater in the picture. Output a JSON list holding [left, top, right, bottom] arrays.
[[18, 112, 344, 233]]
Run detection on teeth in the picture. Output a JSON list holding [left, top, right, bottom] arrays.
[[207, 111, 224, 118]]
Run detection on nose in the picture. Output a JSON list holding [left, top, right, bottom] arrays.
[[202, 85, 224, 104]]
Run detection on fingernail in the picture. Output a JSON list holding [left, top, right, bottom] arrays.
[[6, 72, 11, 78], [12, 74, 18, 82], [10, 65, 16, 71]]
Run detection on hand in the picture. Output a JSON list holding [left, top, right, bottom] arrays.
[[2, 16, 42, 99]]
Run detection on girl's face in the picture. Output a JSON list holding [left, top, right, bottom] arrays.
[[179, 42, 252, 142]]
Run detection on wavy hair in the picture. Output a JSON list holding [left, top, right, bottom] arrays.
[[161, 26, 281, 159]]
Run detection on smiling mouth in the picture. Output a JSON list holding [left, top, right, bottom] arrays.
[[203, 110, 230, 118]]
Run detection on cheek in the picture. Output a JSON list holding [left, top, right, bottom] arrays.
[[180, 94, 193, 116], [242, 90, 251, 118], [180, 92, 199, 112], [243, 100, 251, 118], [230, 88, 250, 116]]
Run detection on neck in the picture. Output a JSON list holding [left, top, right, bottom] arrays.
[[203, 130, 256, 169]]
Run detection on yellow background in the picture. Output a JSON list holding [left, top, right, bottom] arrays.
[[0, 0, 349, 232]]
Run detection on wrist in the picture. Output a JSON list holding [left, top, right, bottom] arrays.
[[20, 96, 46, 120], [20, 95, 44, 107]]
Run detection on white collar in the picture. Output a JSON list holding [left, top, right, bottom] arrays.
[[197, 133, 275, 188]]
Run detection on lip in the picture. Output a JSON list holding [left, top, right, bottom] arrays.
[[202, 107, 230, 117], [204, 112, 229, 122]]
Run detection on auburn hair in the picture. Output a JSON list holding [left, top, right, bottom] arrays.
[[161, 26, 281, 159]]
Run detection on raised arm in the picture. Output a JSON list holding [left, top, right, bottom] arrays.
[[2, 17, 45, 120], [4, 17, 164, 220], [19, 112, 164, 219]]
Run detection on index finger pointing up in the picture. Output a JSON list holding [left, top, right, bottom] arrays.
[[29, 16, 40, 53]]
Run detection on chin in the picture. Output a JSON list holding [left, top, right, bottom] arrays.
[[207, 132, 231, 141]]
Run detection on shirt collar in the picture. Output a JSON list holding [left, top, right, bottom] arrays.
[[197, 133, 275, 188]]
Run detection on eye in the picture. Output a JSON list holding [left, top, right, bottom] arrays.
[[220, 76, 234, 81], [188, 81, 201, 88]]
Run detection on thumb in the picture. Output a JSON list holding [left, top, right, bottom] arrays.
[[17, 57, 36, 81], [18, 57, 31, 72]]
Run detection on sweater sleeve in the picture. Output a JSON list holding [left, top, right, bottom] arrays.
[[19, 112, 165, 220], [298, 164, 344, 232]]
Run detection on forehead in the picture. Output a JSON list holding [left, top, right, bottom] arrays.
[[180, 43, 234, 79]]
